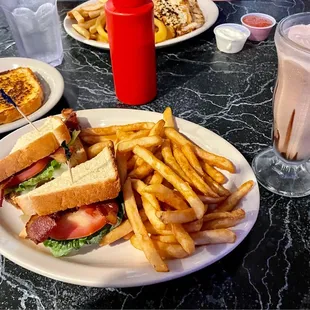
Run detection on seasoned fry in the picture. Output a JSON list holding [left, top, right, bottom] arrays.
[[152, 239, 189, 259], [131, 179, 161, 211], [144, 221, 172, 235], [131, 235, 188, 259], [96, 13, 108, 41], [81, 134, 117, 144], [203, 174, 230, 197], [141, 196, 166, 230], [183, 219, 203, 233], [149, 171, 163, 185], [133, 146, 205, 219], [86, 141, 113, 159], [149, 120, 166, 137], [72, 10, 84, 23], [97, 35, 108, 43], [129, 150, 162, 179], [118, 136, 162, 153], [164, 127, 235, 173], [214, 181, 254, 213], [200, 161, 226, 184], [151, 235, 178, 244], [100, 210, 147, 246], [79, 18, 97, 29], [82, 122, 155, 136], [127, 155, 138, 171], [163, 107, 175, 128], [116, 152, 130, 187], [172, 144, 218, 197], [82, 3, 104, 11], [143, 184, 188, 210], [181, 144, 204, 176], [161, 139, 192, 184], [198, 195, 227, 204], [202, 209, 245, 230], [89, 9, 102, 19], [123, 179, 168, 272], [171, 223, 195, 254], [191, 229, 236, 245], [203, 209, 245, 222], [116, 129, 150, 141], [193, 146, 235, 173], [135, 120, 165, 167], [72, 24, 90, 39], [156, 207, 207, 224], [123, 232, 134, 240], [89, 24, 98, 34]]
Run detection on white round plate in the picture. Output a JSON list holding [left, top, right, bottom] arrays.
[[0, 57, 64, 134], [0, 109, 260, 288], [64, 0, 219, 50]]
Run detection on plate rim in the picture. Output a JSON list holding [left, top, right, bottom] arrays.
[[0, 57, 64, 134], [63, 0, 219, 50], [0, 108, 260, 287]]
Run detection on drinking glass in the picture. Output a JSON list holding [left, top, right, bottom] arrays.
[[252, 12, 310, 197], [0, 0, 63, 67]]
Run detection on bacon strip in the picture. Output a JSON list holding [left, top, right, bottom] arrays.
[[26, 215, 57, 244], [62, 109, 80, 132], [0, 177, 13, 208]]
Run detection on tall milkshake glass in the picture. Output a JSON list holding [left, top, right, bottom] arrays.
[[252, 12, 310, 197]]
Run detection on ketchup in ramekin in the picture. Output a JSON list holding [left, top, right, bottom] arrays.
[[241, 13, 276, 41]]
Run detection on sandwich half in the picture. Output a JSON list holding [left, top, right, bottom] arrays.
[[16, 146, 122, 257], [0, 109, 87, 207]]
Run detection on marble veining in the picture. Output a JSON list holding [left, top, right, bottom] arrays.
[[0, 0, 310, 309]]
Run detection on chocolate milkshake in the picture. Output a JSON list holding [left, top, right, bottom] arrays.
[[273, 24, 310, 161]]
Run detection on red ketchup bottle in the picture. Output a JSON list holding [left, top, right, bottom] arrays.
[[105, 0, 157, 105]]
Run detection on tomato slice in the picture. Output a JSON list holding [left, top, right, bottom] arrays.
[[8, 157, 51, 188], [49, 201, 119, 240]]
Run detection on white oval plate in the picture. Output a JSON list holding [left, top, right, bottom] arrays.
[[64, 0, 219, 50], [0, 109, 259, 288], [0, 57, 64, 134]]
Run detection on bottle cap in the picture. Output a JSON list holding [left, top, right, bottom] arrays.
[[112, 0, 149, 8]]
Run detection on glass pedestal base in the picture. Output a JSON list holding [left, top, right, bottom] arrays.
[[252, 147, 310, 197]]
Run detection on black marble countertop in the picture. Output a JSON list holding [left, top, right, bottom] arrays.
[[1, 1, 310, 309]]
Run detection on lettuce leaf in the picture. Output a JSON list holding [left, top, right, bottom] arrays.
[[6, 160, 61, 194], [43, 199, 125, 257]]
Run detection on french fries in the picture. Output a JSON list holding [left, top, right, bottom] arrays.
[[171, 223, 195, 255], [86, 140, 113, 159], [118, 136, 162, 153], [141, 196, 166, 231], [163, 107, 175, 128], [172, 144, 218, 197], [142, 184, 188, 210], [164, 127, 235, 173], [81, 134, 117, 145], [100, 210, 147, 246], [156, 208, 203, 224], [123, 179, 168, 272], [181, 144, 204, 176], [133, 146, 206, 219], [213, 181, 254, 213], [89, 106, 255, 272], [72, 24, 90, 39], [149, 171, 163, 185], [200, 161, 226, 184], [202, 210, 245, 230], [68, 1, 174, 45], [82, 122, 155, 136], [161, 139, 192, 184], [191, 229, 236, 245]]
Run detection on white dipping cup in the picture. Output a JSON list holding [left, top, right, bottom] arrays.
[[214, 23, 251, 54]]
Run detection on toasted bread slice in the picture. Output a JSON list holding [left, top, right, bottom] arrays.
[[0, 117, 71, 183], [16, 146, 121, 216], [0, 67, 44, 124]]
